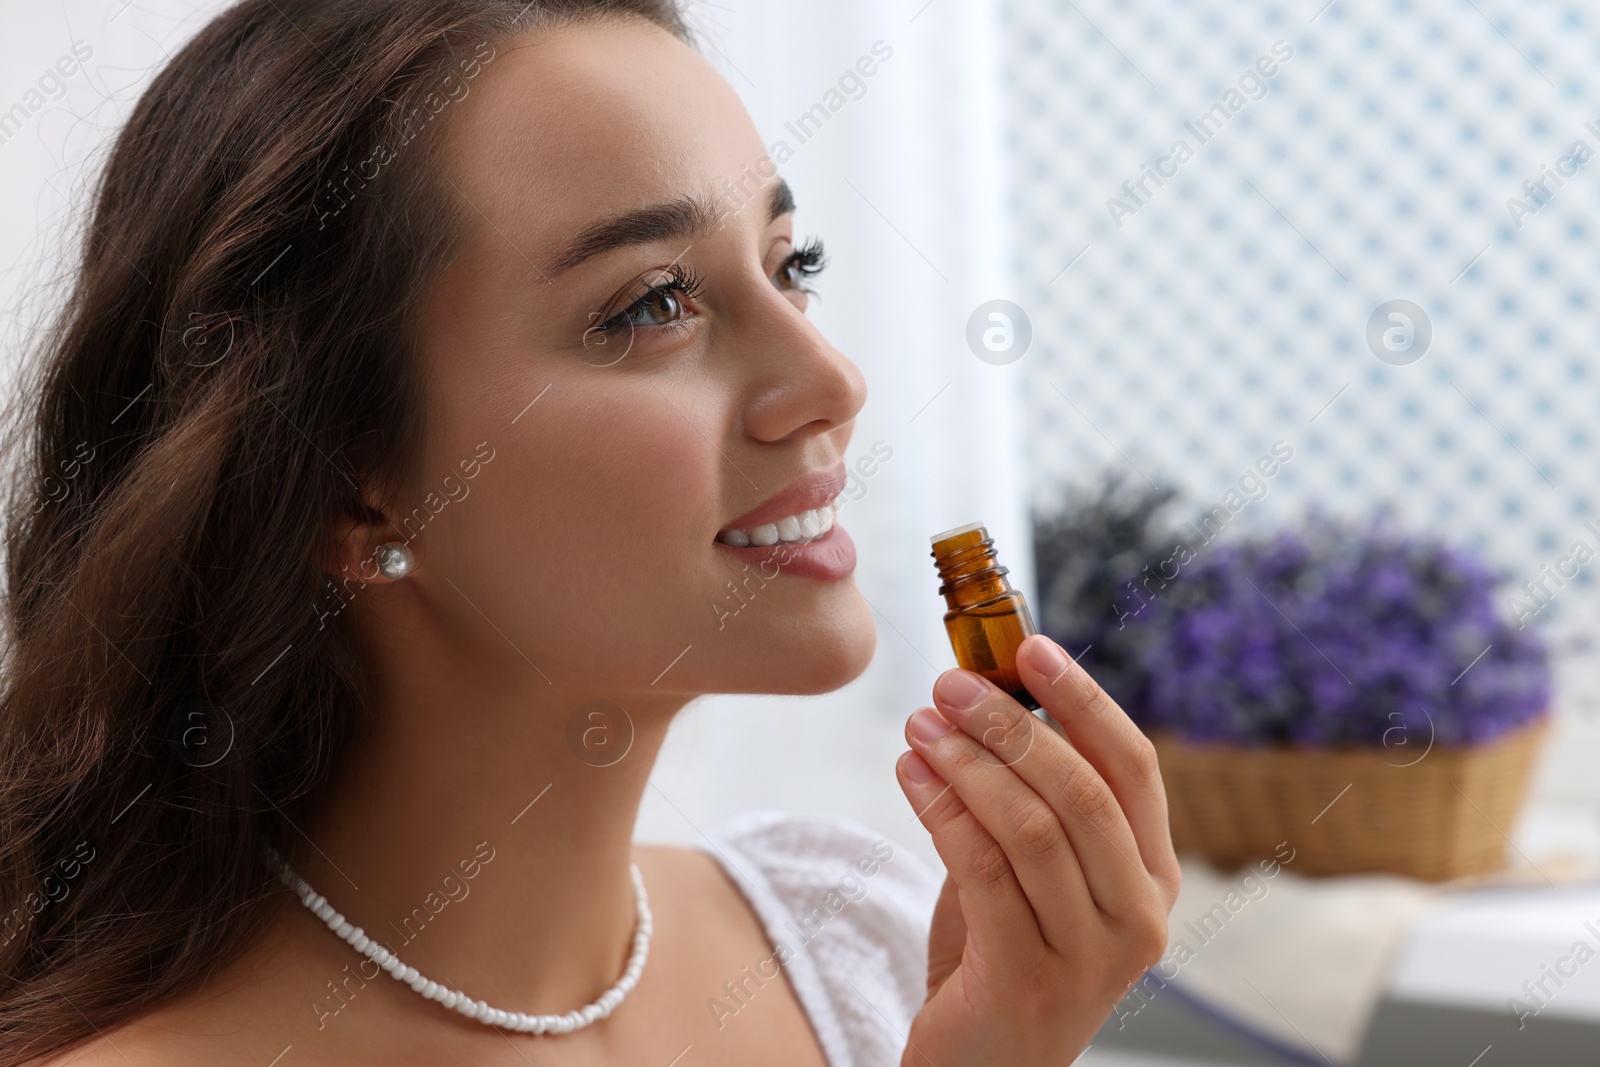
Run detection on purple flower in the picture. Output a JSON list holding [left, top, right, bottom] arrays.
[[1118, 516, 1550, 746]]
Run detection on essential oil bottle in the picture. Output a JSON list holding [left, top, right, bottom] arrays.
[[929, 521, 1042, 712]]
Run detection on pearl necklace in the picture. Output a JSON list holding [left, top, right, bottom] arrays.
[[271, 853, 652, 1034]]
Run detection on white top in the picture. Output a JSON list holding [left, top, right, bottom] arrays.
[[694, 809, 945, 1067]]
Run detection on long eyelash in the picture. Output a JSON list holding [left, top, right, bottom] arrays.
[[600, 262, 705, 332], [787, 236, 826, 279]]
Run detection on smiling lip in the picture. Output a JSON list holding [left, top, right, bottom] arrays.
[[717, 462, 848, 535], [713, 521, 857, 581], [714, 461, 855, 581]]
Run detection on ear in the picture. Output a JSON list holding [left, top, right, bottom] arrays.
[[326, 503, 415, 586]]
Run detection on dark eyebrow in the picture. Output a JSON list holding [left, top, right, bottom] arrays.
[[545, 179, 797, 277], [766, 179, 795, 221]]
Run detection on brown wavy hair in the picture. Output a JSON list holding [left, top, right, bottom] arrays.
[[0, 1, 689, 1061]]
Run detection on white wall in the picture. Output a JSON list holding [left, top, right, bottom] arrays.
[[0, 2, 169, 399]]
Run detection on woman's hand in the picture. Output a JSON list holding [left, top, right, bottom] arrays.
[[894, 633, 1181, 1066]]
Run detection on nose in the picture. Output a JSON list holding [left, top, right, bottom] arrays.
[[738, 285, 868, 444]]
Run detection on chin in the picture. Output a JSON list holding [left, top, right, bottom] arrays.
[[770, 595, 877, 695], [787, 638, 876, 695], [702, 594, 877, 696]]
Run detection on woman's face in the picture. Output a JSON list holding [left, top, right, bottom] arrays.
[[378, 18, 874, 705]]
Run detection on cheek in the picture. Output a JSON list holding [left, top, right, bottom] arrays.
[[429, 385, 723, 681], [549, 399, 713, 571]]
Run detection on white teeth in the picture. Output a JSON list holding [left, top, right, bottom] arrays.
[[718, 500, 840, 547]]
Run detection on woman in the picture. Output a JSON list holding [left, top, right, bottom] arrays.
[[0, 2, 1179, 1064]]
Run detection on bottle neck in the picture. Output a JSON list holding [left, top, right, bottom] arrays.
[[931, 532, 1016, 609]]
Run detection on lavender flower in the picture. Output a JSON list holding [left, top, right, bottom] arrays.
[[1122, 517, 1549, 746]]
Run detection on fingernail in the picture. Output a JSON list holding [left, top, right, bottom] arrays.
[[1026, 635, 1070, 682], [934, 669, 989, 710], [900, 750, 938, 784], [908, 706, 955, 744]]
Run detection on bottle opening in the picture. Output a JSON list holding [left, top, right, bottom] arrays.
[[929, 520, 985, 545]]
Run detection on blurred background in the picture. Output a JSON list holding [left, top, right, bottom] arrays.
[[5, 0, 1600, 1063]]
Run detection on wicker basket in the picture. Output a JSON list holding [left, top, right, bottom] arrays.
[[1150, 715, 1549, 881]]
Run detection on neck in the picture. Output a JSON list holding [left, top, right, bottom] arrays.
[[297, 649, 684, 1012]]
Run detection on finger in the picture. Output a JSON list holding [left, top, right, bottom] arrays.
[[924, 873, 965, 997], [1017, 635, 1182, 904], [905, 705, 1096, 951], [894, 737, 1042, 962], [931, 668, 1162, 924]]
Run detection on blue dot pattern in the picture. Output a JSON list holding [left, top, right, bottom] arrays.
[[1001, 0, 1600, 730]]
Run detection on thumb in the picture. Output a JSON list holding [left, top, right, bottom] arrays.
[[925, 874, 965, 999]]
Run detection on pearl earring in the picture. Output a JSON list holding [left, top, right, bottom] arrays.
[[375, 541, 414, 580]]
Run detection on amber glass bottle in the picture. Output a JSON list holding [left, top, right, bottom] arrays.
[[929, 522, 1041, 712]]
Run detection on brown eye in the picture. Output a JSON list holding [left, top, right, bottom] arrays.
[[771, 236, 826, 295], [627, 288, 683, 327], [595, 265, 703, 337], [773, 260, 804, 292]]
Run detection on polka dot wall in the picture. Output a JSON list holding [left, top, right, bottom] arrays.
[[1000, 1, 1600, 746]]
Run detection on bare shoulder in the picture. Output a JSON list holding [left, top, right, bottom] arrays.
[[632, 841, 749, 918], [25, 1018, 224, 1067], [630, 840, 783, 962], [17, 975, 313, 1067], [16, 908, 389, 1067]]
